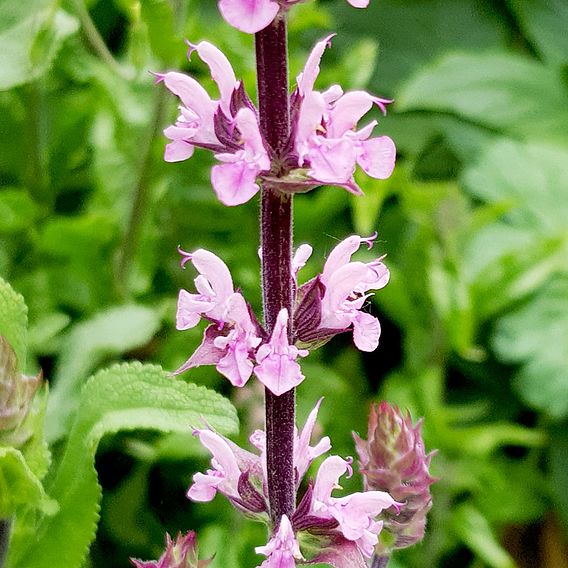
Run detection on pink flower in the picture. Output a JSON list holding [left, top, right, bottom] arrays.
[[175, 248, 234, 330], [187, 429, 267, 514], [157, 41, 269, 206], [319, 234, 389, 351], [255, 515, 303, 568], [218, 1, 371, 34], [293, 36, 396, 194], [188, 400, 331, 514], [311, 456, 397, 558], [294, 234, 389, 352], [254, 309, 308, 395], [174, 248, 263, 387]]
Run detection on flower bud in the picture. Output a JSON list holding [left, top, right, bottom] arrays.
[[0, 336, 41, 447], [131, 531, 212, 568], [353, 402, 436, 552]]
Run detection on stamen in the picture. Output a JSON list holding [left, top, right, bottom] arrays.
[[360, 231, 378, 250], [177, 245, 193, 268]]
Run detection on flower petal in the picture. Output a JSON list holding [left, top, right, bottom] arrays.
[[164, 140, 195, 162], [352, 312, 381, 352], [328, 91, 376, 138], [357, 136, 396, 179], [321, 235, 364, 283], [297, 34, 335, 96], [313, 455, 350, 506], [211, 160, 261, 206], [235, 107, 270, 170], [190, 41, 237, 114], [254, 309, 306, 396], [347, 0, 369, 6], [216, 335, 255, 387], [218, 0, 280, 34], [307, 137, 357, 184], [191, 249, 234, 304]]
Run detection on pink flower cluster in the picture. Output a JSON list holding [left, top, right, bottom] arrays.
[[187, 400, 398, 567], [158, 36, 395, 206], [174, 234, 389, 395]]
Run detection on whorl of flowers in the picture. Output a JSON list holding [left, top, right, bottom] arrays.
[[173, 233, 389, 395], [157, 36, 395, 207]]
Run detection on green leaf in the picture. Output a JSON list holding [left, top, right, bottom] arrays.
[[46, 304, 163, 442], [509, 0, 568, 66], [11, 362, 238, 568], [334, 0, 507, 94], [0, 447, 55, 518], [452, 504, 516, 568], [0, 189, 39, 234], [462, 140, 568, 317], [463, 140, 568, 233], [139, 0, 180, 65], [0, 2, 78, 91], [0, 277, 28, 369], [494, 276, 568, 419], [397, 52, 568, 144]]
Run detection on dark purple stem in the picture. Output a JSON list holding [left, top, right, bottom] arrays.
[[255, 13, 295, 525], [371, 554, 390, 568]]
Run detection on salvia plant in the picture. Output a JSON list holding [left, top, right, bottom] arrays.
[[0, 1, 437, 568], [133, 1, 433, 567]]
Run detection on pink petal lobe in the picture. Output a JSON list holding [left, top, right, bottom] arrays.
[[191, 249, 234, 303], [218, 0, 280, 34], [322, 235, 363, 282], [347, 0, 370, 6], [216, 337, 254, 387], [352, 311, 381, 352], [235, 108, 270, 170], [191, 41, 237, 113], [176, 289, 202, 330], [328, 91, 375, 137], [162, 72, 214, 121], [187, 472, 222, 502], [211, 160, 261, 206], [313, 455, 349, 505], [297, 34, 335, 96], [357, 136, 396, 179], [164, 140, 195, 162], [307, 138, 356, 184]]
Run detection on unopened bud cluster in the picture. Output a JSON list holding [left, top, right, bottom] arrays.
[[0, 336, 41, 447], [354, 402, 436, 552]]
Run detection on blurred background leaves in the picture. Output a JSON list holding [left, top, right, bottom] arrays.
[[1, 0, 568, 566]]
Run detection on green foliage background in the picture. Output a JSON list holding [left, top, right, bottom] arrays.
[[1, 0, 568, 566]]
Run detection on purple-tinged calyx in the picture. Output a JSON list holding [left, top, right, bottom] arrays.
[[130, 531, 211, 568], [353, 402, 437, 552]]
